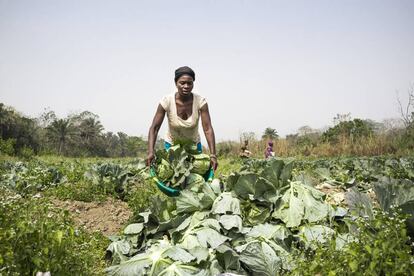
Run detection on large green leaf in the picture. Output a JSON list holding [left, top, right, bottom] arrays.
[[241, 201, 272, 226], [247, 223, 291, 243], [188, 246, 210, 264], [105, 252, 153, 276], [273, 181, 329, 227], [273, 186, 304, 228], [157, 263, 209, 276], [149, 195, 176, 223], [124, 223, 144, 235], [219, 214, 243, 232], [280, 159, 294, 186], [180, 234, 202, 250], [106, 240, 131, 265], [374, 177, 414, 211], [216, 244, 241, 271], [236, 240, 283, 276], [232, 173, 258, 199], [254, 177, 278, 203], [163, 246, 195, 263], [260, 159, 284, 186], [302, 188, 328, 223], [345, 187, 373, 218], [297, 225, 335, 249], [199, 183, 218, 210], [195, 227, 230, 249], [176, 190, 203, 214], [211, 192, 241, 215]]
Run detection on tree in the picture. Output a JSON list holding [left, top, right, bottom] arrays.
[[46, 118, 75, 155], [37, 108, 57, 128], [297, 126, 315, 136], [240, 131, 256, 143], [397, 85, 414, 149], [322, 118, 374, 143], [333, 113, 351, 125], [0, 103, 40, 154], [78, 117, 104, 155], [397, 84, 414, 128], [262, 127, 279, 140]]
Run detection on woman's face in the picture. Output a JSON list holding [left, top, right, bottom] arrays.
[[176, 75, 194, 96]]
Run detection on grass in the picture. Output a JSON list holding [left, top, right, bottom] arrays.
[[217, 134, 414, 159], [215, 156, 243, 178], [46, 181, 108, 202]]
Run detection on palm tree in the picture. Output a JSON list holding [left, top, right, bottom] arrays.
[[46, 118, 75, 155], [79, 117, 104, 143], [262, 127, 279, 140]]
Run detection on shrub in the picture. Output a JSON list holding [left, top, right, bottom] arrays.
[[290, 209, 414, 275], [0, 138, 15, 155], [0, 188, 107, 275]]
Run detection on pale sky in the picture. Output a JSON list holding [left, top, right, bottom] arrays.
[[1, 0, 413, 143]]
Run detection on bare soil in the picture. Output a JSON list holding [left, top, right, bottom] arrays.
[[52, 197, 132, 236]]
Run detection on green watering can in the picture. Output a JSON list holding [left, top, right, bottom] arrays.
[[150, 166, 214, 197]]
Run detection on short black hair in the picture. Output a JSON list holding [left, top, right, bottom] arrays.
[[174, 66, 195, 82]]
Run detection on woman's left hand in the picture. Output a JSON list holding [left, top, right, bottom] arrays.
[[210, 156, 218, 171]]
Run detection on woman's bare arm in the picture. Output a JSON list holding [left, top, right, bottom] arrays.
[[200, 103, 218, 170], [147, 104, 166, 166]]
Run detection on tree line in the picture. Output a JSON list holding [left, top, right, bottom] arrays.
[[1, 87, 413, 158], [0, 103, 147, 157], [218, 110, 414, 157]]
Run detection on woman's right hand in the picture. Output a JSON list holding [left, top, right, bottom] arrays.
[[146, 152, 155, 167]]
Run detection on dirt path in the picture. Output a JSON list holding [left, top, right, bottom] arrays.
[[52, 197, 132, 236]]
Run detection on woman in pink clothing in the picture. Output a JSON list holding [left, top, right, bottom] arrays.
[[265, 141, 275, 159], [146, 66, 218, 170]]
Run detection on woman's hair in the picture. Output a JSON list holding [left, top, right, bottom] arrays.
[[175, 66, 195, 82]]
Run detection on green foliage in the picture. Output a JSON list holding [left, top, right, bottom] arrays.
[[0, 158, 152, 205], [216, 141, 238, 157], [2, 154, 414, 275], [126, 178, 162, 217], [290, 210, 414, 275], [0, 103, 148, 157], [214, 157, 242, 178], [46, 181, 108, 202], [17, 145, 35, 159], [0, 160, 67, 195], [0, 188, 108, 275], [153, 145, 211, 189], [294, 156, 414, 191], [46, 118, 76, 155], [0, 138, 15, 155], [262, 127, 279, 140], [286, 133, 321, 156], [0, 103, 40, 154], [156, 159, 174, 181], [83, 160, 148, 200], [105, 158, 343, 275], [191, 153, 211, 175], [322, 118, 374, 143]]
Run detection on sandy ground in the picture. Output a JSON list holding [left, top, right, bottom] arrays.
[[52, 197, 132, 236]]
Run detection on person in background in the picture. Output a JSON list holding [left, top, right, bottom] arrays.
[[265, 141, 275, 159], [239, 140, 252, 158], [146, 66, 218, 170]]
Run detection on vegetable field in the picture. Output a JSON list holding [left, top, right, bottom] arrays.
[[1, 154, 414, 275]]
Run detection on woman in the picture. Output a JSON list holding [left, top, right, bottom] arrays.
[[239, 140, 252, 158], [147, 66, 218, 170], [265, 141, 275, 159]]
